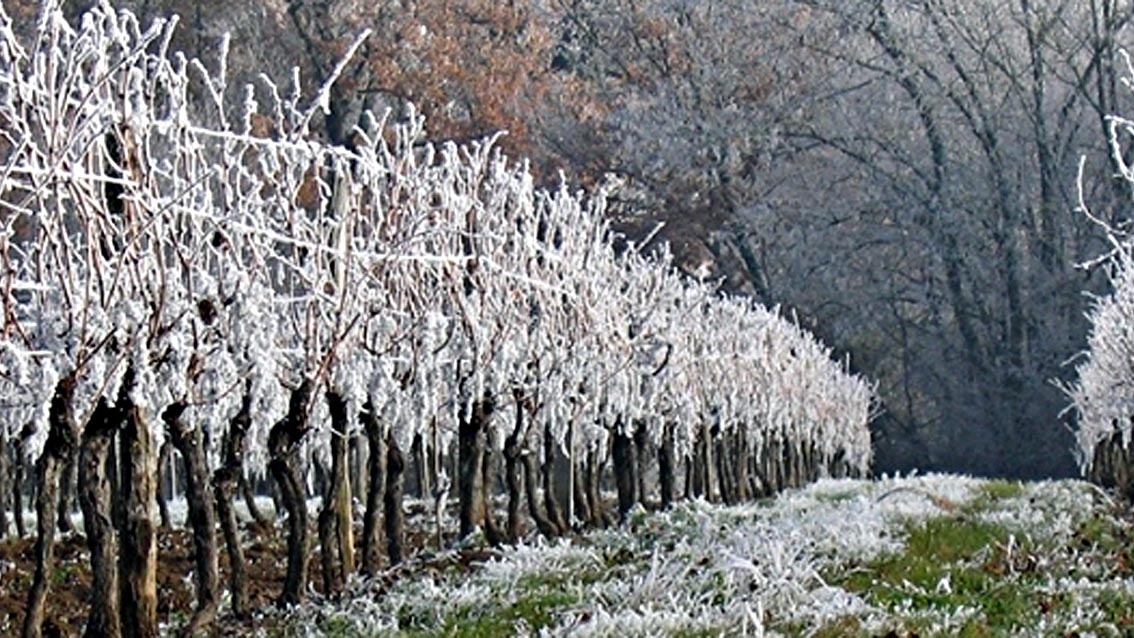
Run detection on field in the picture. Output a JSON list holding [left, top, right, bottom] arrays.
[[276, 475, 1134, 638], [6, 474, 1129, 637]]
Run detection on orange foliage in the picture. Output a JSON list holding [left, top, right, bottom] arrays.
[[362, 1, 558, 162]]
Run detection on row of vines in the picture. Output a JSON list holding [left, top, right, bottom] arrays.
[[1065, 55, 1134, 500], [0, 4, 873, 638]]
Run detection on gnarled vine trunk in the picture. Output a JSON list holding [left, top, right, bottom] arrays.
[[56, 456, 77, 533], [612, 427, 638, 520], [412, 433, 431, 501], [213, 388, 252, 617], [240, 474, 272, 529], [521, 445, 560, 537], [268, 380, 314, 606], [14, 425, 30, 538], [118, 374, 159, 638], [659, 422, 677, 509], [542, 422, 568, 532], [360, 401, 386, 576], [155, 442, 172, 530], [715, 434, 734, 504], [503, 423, 525, 542], [79, 397, 121, 638], [318, 391, 355, 596], [481, 434, 505, 546], [0, 426, 9, 540], [384, 433, 406, 566], [572, 458, 591, 528], [633, 423, 650, 507], [458, 397, 494, 539], [23, 373, 78, 638], [163, 402, 219, 635], [586, 449, 610, 527]]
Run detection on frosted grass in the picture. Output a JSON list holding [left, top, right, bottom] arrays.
[[262, 475, 1133, 637]]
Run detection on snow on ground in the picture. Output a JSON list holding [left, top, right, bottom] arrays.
[[273, 474, 1134, 637]]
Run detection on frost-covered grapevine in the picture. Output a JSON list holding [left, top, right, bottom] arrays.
[[0, 3, 874, 634]]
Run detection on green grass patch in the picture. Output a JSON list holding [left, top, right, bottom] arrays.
[[673, 627, 727, 638], [799, 615, 1009, 638], [1096, 588, 1134, 626], [831, 515, 1043, 636], [317, 615, 357, 638], [783, 616, 865, 638], [394, 563, 604, 638], [957, 479, 1026, 516], [979, 480, 1026, 502], [813, 489, 859, 504], [401, 587, 579, 638], [818, 496, 1134, 637], [1076, 513, 1127, 550]]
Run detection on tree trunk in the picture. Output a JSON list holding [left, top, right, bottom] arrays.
[[458, 399, 490, 539], [586, 449, 610, 527], [612, 428, 637, 520], [633, 423, 650, 507], [360, 401, 386, 577], [735, 433, 751, 502], [481, 435, 504, 546], [155, 442, 172, 530], [351, 434, 365, 515], [23, 374, 78, 638], [240, 473, 272, 529], [268, 380, 314, 607], [79, 397, 121, 638], [14, 431, 28, 537], [541, 423, 568, 532], [773, 440, 786, 494], [163, 403, 220, 636], [521, 448, 559, 537], [109, 428, 124, 530], [786, 443, 801, 489], [713, 448, 726, 503], [213, 388, 253, 619], [384, 433, 406, 566], [572, 458, 591, 529], [118, 378, 159, 638], [659, 423, 677, 509], [751, 446, 767, 496], [318, 391, 355, 596], [716, 434, 734, 505], [311, 457, 328, 506], [412, 433, 431, 500], [56, 455, 77, 533], [704, 425, 717, 503], [692, 426, 708, 500], [503, 443, 524, 542], [758, 442, 772, 495], [503, 400, 525, 543], [268, 478, 286, 526], [0, 425, 9, 539]]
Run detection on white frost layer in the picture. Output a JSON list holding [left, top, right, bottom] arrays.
[[279, 474, 1009, 637]]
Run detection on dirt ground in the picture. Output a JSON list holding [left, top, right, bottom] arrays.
[[0, 521, 302, 638], [0, 499, 505, 637]]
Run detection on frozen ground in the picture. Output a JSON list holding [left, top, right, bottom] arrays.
[[5, 475, 1131, 637], [270, 474, 1134, 637]]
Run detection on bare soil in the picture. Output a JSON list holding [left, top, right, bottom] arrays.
[[0, 521, 295, 637], [0, 499, 527, 637]]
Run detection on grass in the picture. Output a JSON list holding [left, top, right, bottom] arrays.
[[829, 515, 1039, 636], [397, 577, 582, 638], [283, 476, 1134, 638], [812, 481, 1134, 638]]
